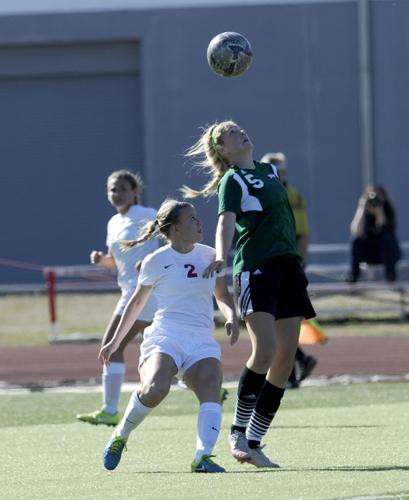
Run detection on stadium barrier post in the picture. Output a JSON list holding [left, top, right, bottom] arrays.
[[44, 269, 57, 341]]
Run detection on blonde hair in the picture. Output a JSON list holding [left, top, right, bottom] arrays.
[[120, 199, 193, 249], [181, 120, 237, 198]]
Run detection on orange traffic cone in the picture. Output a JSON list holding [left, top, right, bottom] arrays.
[[299, 318, 328, 345]]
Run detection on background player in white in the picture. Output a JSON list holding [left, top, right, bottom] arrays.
[[77, 170, 158, 426], [99, 199, 239, 473]]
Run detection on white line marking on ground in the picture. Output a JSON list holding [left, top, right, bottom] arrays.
[[342, 495, 409, 500], [0, 374, 408, 396]]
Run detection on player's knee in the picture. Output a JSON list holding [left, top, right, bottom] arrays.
[[252, 351, 274, 371], [197, 372, 222, 391], [273, 353, 294, 378], [140, 379, 170, 404]]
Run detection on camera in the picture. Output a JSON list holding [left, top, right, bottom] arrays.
[[367, 191, 381, 207]]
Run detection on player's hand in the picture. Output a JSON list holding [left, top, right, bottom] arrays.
[[98, 341, 116, 365], [225, 318, 240, 345], [90, 250, 104, 265], [203, 260, 225, 278]]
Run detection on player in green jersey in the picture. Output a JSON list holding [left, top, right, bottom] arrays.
[[182, 120, 315, 468]]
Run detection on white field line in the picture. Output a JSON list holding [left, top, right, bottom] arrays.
[[1, 373, 409, 396], [342, 495, 409, 500]]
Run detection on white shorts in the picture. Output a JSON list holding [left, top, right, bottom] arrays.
[[114, 287, 157, 322], [139, 327, 221, 374]]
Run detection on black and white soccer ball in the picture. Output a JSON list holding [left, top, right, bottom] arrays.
[[207, 32, 253, 78]]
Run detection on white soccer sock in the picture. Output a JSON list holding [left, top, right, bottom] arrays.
[[116, 391, 152, 440], [102, 362, 126, 415], [195, 402, 222, 461]]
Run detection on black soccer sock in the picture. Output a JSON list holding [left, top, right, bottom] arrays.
[[231, 367, 267, 434], [295, 347, 306, 362], [246, 381, 285, 448]]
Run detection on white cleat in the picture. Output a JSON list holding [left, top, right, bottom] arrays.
[[229, 430, 251, 462], [247, 445, 280, 469]]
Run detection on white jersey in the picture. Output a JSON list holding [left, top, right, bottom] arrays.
[[107, 204, 158, 292], [139, 243, 224, 336]]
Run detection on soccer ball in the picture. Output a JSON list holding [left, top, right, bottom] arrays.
[[207, 32, 253, 77]]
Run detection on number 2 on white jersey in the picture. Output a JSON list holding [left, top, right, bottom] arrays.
[[184, 264, 198, 278]]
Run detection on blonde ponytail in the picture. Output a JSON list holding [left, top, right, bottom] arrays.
[[120, 220, 159, 250], [181, 121, 237, 198], [120, 199, 193, 250]]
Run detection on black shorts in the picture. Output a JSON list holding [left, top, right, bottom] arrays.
[[234, 255, 316, 320]]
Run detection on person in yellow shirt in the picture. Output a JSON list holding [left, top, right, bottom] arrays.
[[261, 152, 310, 261], [260, 152, 317, 388]]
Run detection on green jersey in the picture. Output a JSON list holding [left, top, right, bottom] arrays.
[[218, 161, 300, 276]]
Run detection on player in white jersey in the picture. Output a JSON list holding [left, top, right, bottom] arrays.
[[76, 170, 158, 427], [99, 199, 239, 473]]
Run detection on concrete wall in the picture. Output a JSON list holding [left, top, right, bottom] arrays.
[[0, 39, 144, 283], [0, 0, 407, 283], [371, 0, 409, 239]]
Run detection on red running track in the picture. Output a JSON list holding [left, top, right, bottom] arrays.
[[1, 336, 408, 386]]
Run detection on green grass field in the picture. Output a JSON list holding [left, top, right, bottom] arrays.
[[2, 383, 409, 499]]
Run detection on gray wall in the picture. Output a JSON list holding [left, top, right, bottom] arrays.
[[142, 1, 361, 247], [372, 0, 409, 232], [0, 40, 144, 282], [0, 0, 407, 283]]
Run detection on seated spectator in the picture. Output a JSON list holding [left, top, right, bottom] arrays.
[[349, 185, 401, 283]]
